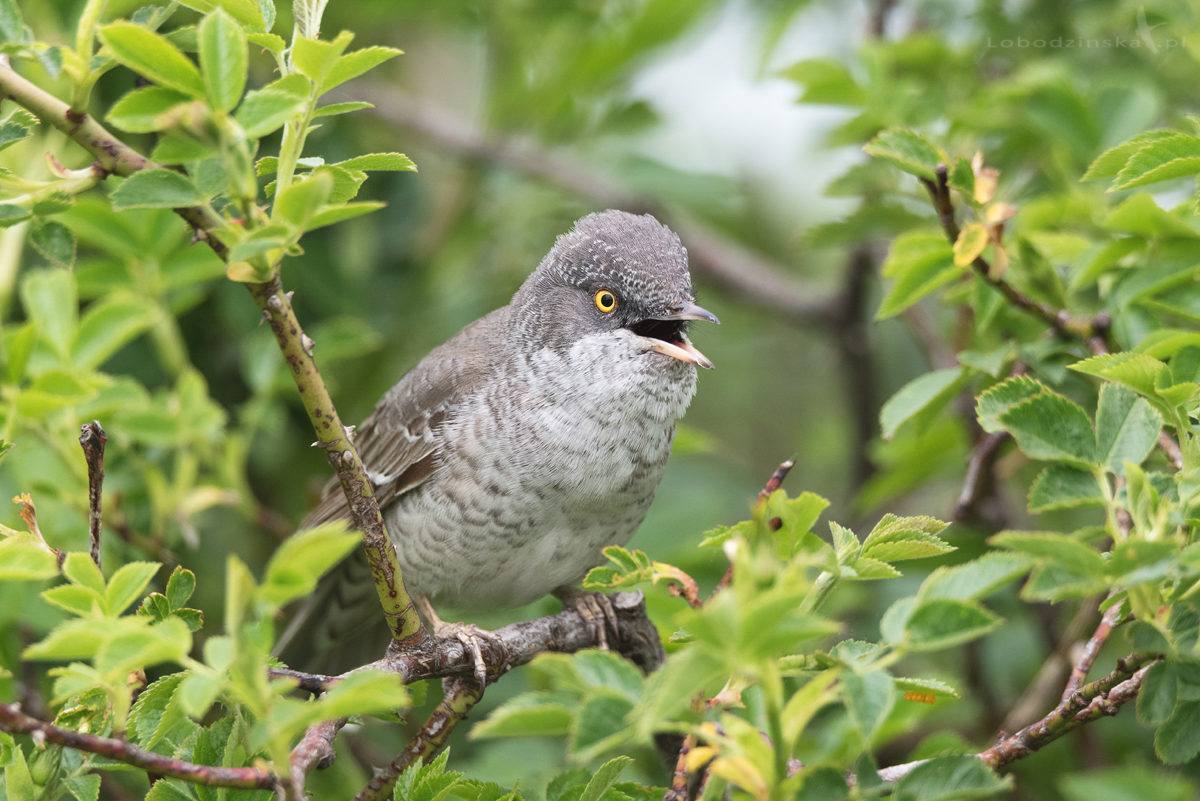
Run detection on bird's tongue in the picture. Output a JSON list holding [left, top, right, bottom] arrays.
[[645, 336, 714, 369]]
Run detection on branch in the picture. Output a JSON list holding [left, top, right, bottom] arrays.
[[0, 58, 424, 644], [354, 679, 483, 801], [357, 87, 836, 327], [1061, 602, 1122, 703], [0, 702, 276, 790], [78, 420, 106, 569], [918, 165, 1094, 340]]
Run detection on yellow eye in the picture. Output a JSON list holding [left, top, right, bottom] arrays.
[[594, 289, 617, 313]]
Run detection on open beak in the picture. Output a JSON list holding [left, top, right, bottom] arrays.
[[633, 300, 719, 370]]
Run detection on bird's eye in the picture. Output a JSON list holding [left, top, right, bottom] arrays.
[[594, 289, 617, 313]]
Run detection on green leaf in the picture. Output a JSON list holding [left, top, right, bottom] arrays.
[[842, 669, 894, 744], [920, 552, 1030, 601], [321, 46, 402, 93], [0, 536, 58, 581], [107, 87, 193, 133], [1, 732, 36, 801], [1094, 383, 1162, 474], [72, 293, 157, 370], [29, 220, 75, 269], [105, 561, 160, 616], [990, 531, 1106, 577], [0, 203, 30, 227], [780, 57, 865, 106], [579, 756, 633, 801], [234, 87, 306, 138], [864, 128, 944, 181], [273, 171, 333, 227], [247, 31, 286, 57], [291, 33, 350, 88], [0, 107, 36, 153], [20, 267, 77, 358], [260, 522, 358, 607], [166, 566, 196, 609], [309, 669, 409, 719], [1111, 133, 1200, 190], [570, 694, 635, 759], [313, 100, 373, 118], [1083, 129, 1179, 180], [1069, 352, 1166, 400], [893, 755, 1011, 801], [62, 551, 105, 594], [1102, 193, 1200, 239], [0, 0, 29, 46], [1156, 699, 1200, 764], [306, 200, 386, 230], [334, 152, 416, 172], [1061, 765, 1195, 801], [471, 692, 573, 739], [111, 170, 205, 210], [1028, 465, 1104, 512], [63, 774, 101, 801], [876, 231, 959, 319], [99, 22, 205, 97], [198, 9, 247, 113], [1137, 661, 1177, 726], [42, 584, 102, 616], [880, 367, 969, 440], [997, 391, 1096, 467], [128, 673, 185, 744], [901, 598, 1001, 651]]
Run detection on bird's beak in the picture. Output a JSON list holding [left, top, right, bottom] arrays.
[[642, 300, 719, 370]]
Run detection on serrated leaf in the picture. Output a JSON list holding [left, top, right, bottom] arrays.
[[579, 756, 633, 801], [313, 100, 373, 118], [876, 230, 960, 319], [260, 522, 358, 607], [306, 200, 386, 230], [234, 87, 305, 139], [1028, 465, 1104, 512], [880, 367, 969, 440], [111, 170, 205, 210], [29, 220, 75, 268], [166, 566, 196, 609], [321, 45, 402, 93], [901, 598, 1001, 651], [107, 87, 193, 133], [291, 33, 349, 87], [864, 128, 943, 181], [1112, 133, 1200, 190], [1156, 699, 1200, 764], [105, 561, 160, 616], [893, 755, 1010, 801], [273, 171, 332, 227], [0, 535, 58, 581], [334, 152, 415, 172], [128, 673, 185, 745], [20, 266, 77, 358], [990, 531, 1106, 576], [1070, 352, 1166, 399], [570, 694, 634, 760], [63, 551, 105, 594], [997, 391, 1096, 467], [921, 552, 1031, 601], [894, 675, 960, 699], [198, 9, 247, 113], [42, 584, 101, 616], [471, 692, 573, 739], [72, 294, 157, 370], [1083, 129, 1179, 180], [976, 375, 1047, 433], [1094, 383, 1162, 474], [1137, 661, 1177, 726], [842, 669, 894, 744], [99, 22, 204, 97], [862, 532, 954, 563]]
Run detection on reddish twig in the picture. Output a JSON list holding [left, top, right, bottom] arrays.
[[1061, 603, 1123, 703], [952, 430, 1009, 521], [79, 421, 106, 569], [0, 703, 276, 790], [711, 459, 795, 597]]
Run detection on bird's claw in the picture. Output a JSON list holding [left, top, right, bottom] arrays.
[[434, 621, 499, 687], [555, 587, 619, 650]]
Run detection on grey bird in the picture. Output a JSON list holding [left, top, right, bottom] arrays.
[[282, 209, 717, 672]]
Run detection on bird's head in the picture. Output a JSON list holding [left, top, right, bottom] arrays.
[[511, 210, 718, 369]]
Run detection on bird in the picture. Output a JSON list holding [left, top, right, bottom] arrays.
[[282, 209, 717, 675]]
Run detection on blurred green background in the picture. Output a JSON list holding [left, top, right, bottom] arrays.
[[3, 0, 1200, 797]]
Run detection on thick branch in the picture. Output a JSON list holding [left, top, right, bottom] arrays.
[[0, 703, 276, 790]]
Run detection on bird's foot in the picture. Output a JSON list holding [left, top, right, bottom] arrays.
[[416, 595, 503, 687], [554, 587, 619, 650]]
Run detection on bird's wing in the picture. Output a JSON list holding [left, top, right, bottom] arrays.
[[301, 306, 509, 528]]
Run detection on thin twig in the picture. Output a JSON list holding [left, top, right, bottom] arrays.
[[953, 431, 1008, 521], [353, 679, 483, 801], [79, 420, 106, 569], [0, 703, 276, 790], [1061, 603, 1122, 703]]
